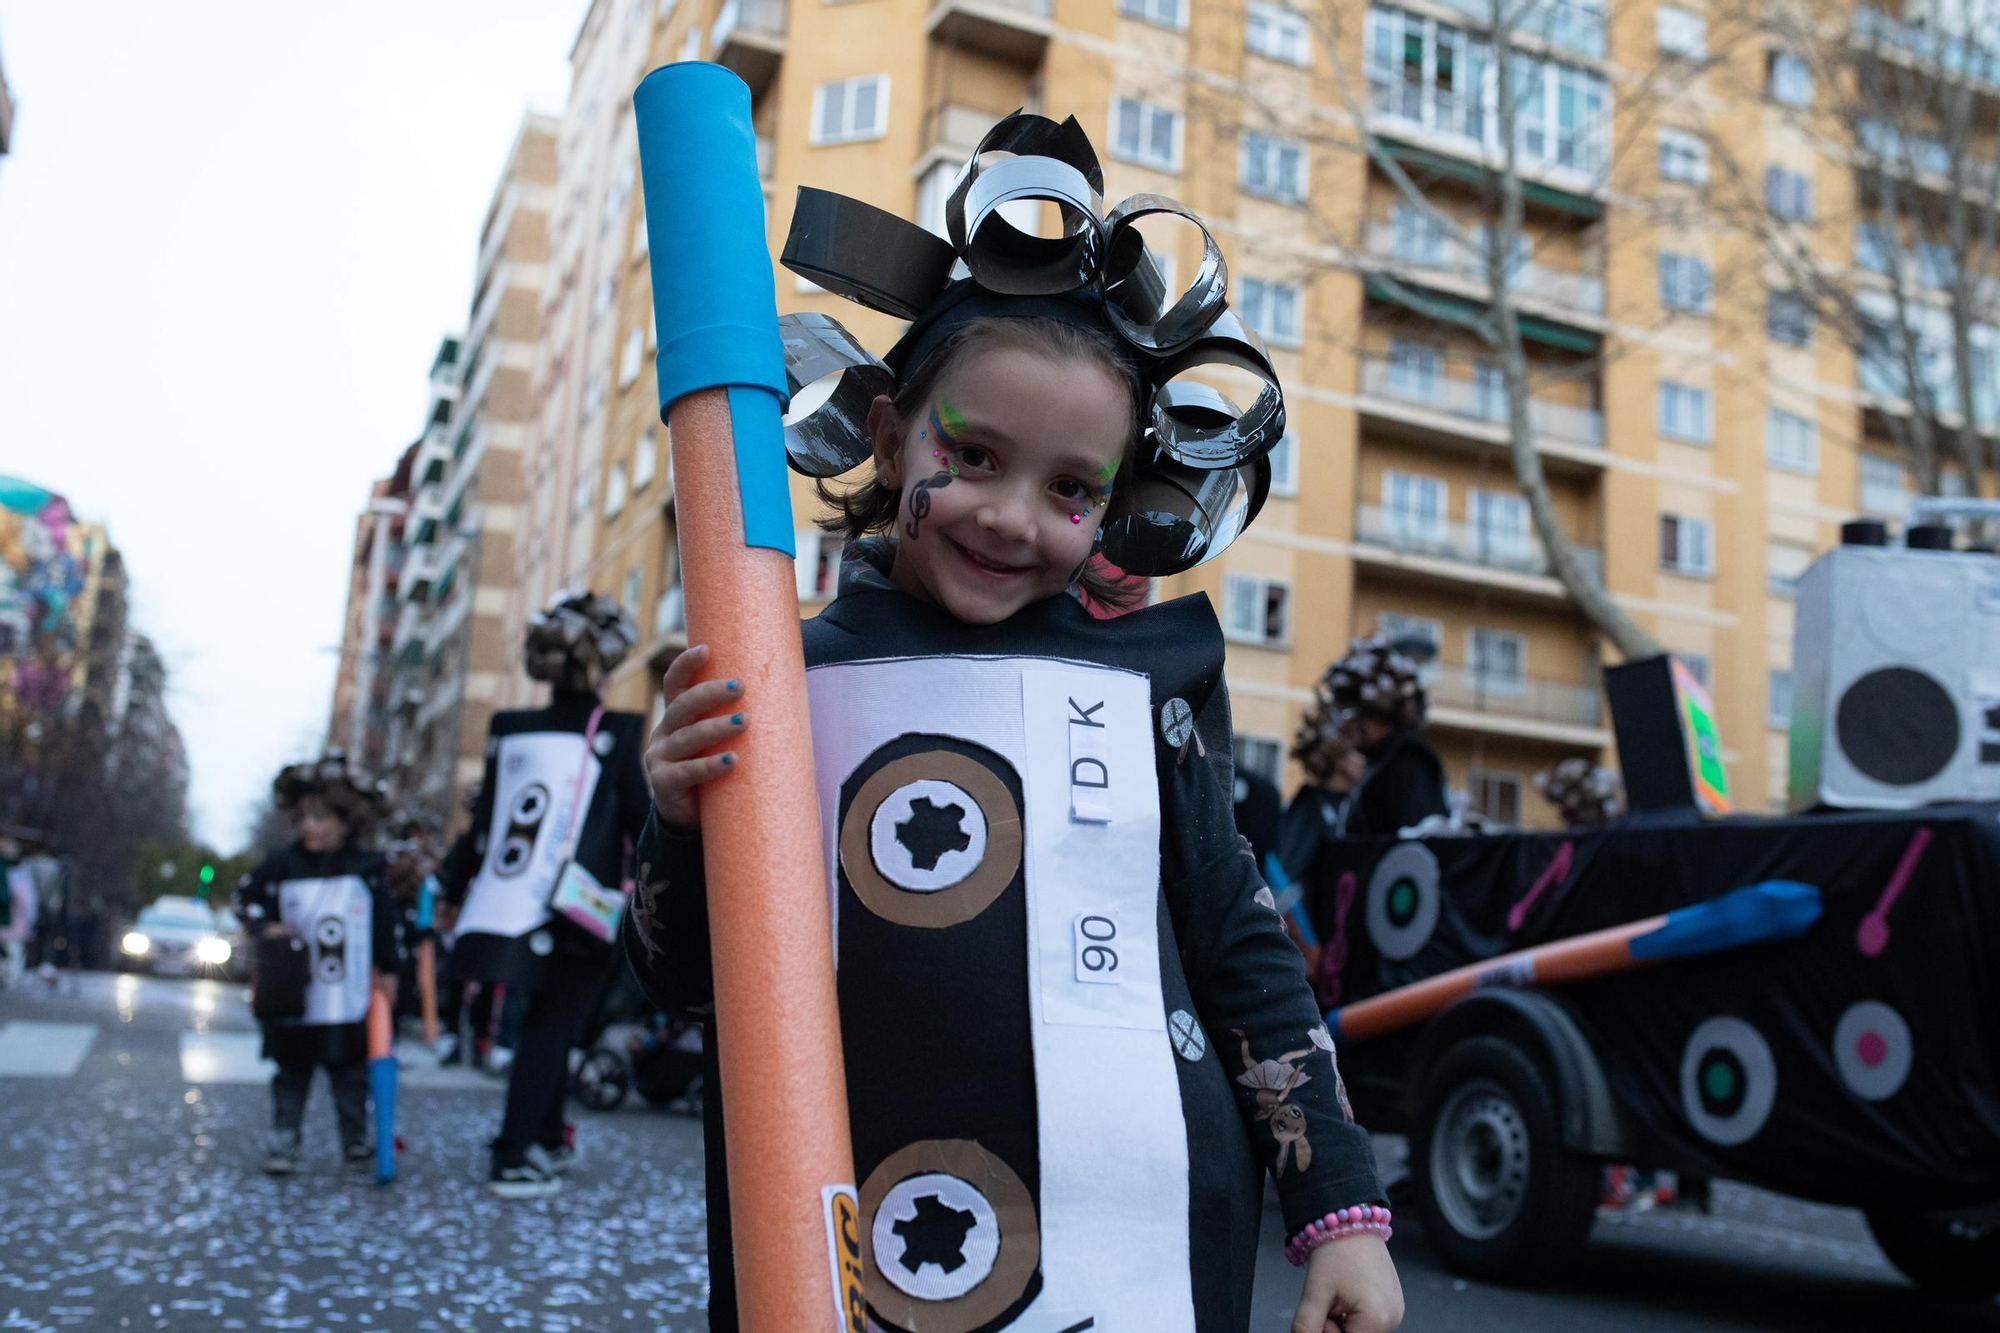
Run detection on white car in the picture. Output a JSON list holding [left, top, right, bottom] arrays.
[[120, 897, 237, 978]]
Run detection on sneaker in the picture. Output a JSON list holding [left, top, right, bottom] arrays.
[[345, 1142, 375, 1168], [488, 1158, 561, 1199], [528, 1142, 577, 1176], [434, 1033, 461, 1065], [264, 1131, 301, 1176], [487, 1046, 516, 1075]]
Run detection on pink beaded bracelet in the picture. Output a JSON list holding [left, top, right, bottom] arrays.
[[1284, 1205, 1394, 1267]]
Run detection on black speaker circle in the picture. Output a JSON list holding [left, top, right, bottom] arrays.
[[1835, 667, 1959, 786]]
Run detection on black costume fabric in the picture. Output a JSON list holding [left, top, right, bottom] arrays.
[[1231, 766, 1281, 870], [1309, 805, 2000, 1208], [234, 842, 401, 1068], [437, 689, 652, 985], [622, 554, 1383, 1333], [1344, 732, 1447, 840], [1275, 785, 1350, 884]]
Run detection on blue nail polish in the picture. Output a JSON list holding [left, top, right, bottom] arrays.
[[726, 679, 741, 691], [721, 753, 736, 766], [731, 713, 744, 725]]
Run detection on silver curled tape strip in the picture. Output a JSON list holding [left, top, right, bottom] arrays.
[[944, 112, 1104, 253], [958, 155, 1107, 297], [778, 312, 893, 478], [1100, 381, 1271, 575], [1100, 194, 1228, 354], [1147, 308, 1287, 470], [781, 187, 958, 320]]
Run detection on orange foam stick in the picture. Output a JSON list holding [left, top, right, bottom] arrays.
[[366, 986, 392, 1061]]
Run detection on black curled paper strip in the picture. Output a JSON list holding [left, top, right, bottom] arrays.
[[781, 187, 957, 320], [778, 312, 894, 478], [1097, 382, 1271, 576], [960, 155, 1107, 297], [1100, 194, 1228, 354], [944, 112, 1105, 253], [1147, 309, 1287, 470]]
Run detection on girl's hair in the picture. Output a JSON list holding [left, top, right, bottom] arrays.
[[815, 315, 1147, 612]]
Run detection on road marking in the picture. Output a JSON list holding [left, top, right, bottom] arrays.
[[0, 1020, 98, 1077], [179, 1031, 272, 1083]]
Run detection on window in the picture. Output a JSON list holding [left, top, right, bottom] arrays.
[[1477, 223, 1531, 275], [1767, 290, 1815, 347], [1388, 338, 1443, 397], [1656, 6, 1706, 59], [1658, 252, 1713, 313], [584, 371, 607, 421], [1473, 361, 1506, 420], [1470, 488, 1532, 562], [572, 469, 594, 518], [618, 327, 645, 388], [1246, 3, 1311, 65], [811, 75, 889, 146], [1657, 127, 1708, 184], [1235, 734, 1284, 785], [1659, 514, 1714, 575], [1383, 469, 1448, 541], [622, 565, 643, 618], [1678, 653, 1712, 689], [655, 579, 685, 634], [1767, 50, 1812, 106], [604, 155, 635, 231], [1918, 242, 1955, 290], [1656, 380, 1713, 442], [1469, 627, 1527, 695], [634, 429, 658, 491], [1376, 612, 1442, 659], [1768, 668, 1793, 728], [1239, 276, 1303, 347], [1223, 574, 1292, 646], [677, 27, 700, 61], [1765, 407, 1818, 473], [605, 460, 629, 518], [632, 212, 650, 262], [1467, 770, 1522, 826], [1240, 131, 1307, 203], [793, 529, 844, 601], [1269, 431, 1300, 497], [593, 277, 617, 323], [1112, 96, 1182, 171], [1766, 541, 1811, 597], [1859, 453, 1910, 516], [1764, 165, 1813, 222], [1855, 221, 1891, 274], [1118, 0, 1187, 29], [1391, 202, 1450, 265]]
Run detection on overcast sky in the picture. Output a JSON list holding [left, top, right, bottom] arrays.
[[0, 1, 584, 850]]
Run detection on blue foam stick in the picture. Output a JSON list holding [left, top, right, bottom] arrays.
[[1629, 879, 1822, 960], [632, 63, 794, 556], [1262, 852, 1320, 948], [370, 1056, 396, 1184]]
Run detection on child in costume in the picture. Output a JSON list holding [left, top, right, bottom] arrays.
[[623, 114, 1403, 1333], [1321, 635, 1449, 840], [234, 752, 402, 1175], [436, 591, 653, 1198]]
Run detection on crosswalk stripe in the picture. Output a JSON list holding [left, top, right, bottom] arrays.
[[179, 1031, 273, 1084], [0, 1020, 98, 1077]]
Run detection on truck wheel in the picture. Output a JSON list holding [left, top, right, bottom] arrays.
[[1412, 1034, 1598, 1283], [572, 1049, 630, 1112], [1866, 1207, 2000, 1297]]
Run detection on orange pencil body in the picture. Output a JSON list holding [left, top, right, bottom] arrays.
[[366, 988, 393, 1062], [417, 938, 438, 1045]]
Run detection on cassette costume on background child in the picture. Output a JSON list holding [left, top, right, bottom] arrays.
[[622, 112, 1386, 1333], [234, 751, 402, 1169], [437, 590, 654, 1196]]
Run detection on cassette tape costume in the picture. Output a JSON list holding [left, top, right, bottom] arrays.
[[623, 113, 1390, 1333], [234, 752, 402, 1173], [436, 590, 655, 1196]]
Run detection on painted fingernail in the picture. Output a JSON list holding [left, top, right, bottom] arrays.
[[730, 713, 744, 725], [726, 679, 741, 691], [721, 753, 736, 766]]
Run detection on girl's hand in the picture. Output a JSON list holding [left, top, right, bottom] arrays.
[[1293, 1234, 1403, 1333], [644, 644, 748, 831]]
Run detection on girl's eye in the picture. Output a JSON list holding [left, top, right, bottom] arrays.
[[954, 445, 993, 471], [1051, 479, 1086, 501]]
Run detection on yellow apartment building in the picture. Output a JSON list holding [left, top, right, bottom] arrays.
[[558, 0, 1995, 826]]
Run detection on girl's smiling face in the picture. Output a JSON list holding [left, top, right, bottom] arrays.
[[869, 339, 1132, 625]]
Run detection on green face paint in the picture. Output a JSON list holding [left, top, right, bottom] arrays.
[[1095, 460, 1118, 485], [937, 397, 969, 440]]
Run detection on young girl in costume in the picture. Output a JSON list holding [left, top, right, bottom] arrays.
[[436, 591, 653, 1198], [235, 752, 402, 1175], [624, 114, 1403, 1333]]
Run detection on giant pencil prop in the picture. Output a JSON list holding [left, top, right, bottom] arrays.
[[633, 64, 861, 1331], [367, 988, 396, 1184], [1328, 880, 1823, 1042]]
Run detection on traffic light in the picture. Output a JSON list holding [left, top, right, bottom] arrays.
[[198, 863, 215, 899]]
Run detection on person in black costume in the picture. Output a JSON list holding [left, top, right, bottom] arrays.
[[1321, 635, 1449, 840], [234, 753, 402, 1175], [1231, 766, 1282, 870], [1275, 679, 1368, 884], [436, 591, 652, 1198]]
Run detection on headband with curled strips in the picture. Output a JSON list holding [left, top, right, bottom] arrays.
[[774, 111, 1288, 577]]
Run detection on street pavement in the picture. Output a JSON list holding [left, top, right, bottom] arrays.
[[0, 972, 1992, 1333]]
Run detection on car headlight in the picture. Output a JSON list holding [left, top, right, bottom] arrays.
[[195, 937, 232, 966], [121, 931, 152, 956]]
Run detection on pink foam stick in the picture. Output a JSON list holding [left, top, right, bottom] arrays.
[[1857, 826, 1932, 958]]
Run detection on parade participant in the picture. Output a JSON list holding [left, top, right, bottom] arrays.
[[437, 591, 652, 1198], [1276, 681, 1368, 882], [623, 112, 1402, 1333], [234, 752, 401, 1175], [1323, 635, 1449, 840]]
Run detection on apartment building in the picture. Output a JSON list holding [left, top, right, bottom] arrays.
[[545, 0, 1994, 826], [325, 444, 417, 778]]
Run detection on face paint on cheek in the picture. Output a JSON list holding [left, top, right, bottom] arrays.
[[937, 397, 969, 441], [904, 470, 955, 542]]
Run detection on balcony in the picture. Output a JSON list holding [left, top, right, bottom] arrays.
[[1354, 503, 1603, 598], [922, 102, 1005, 166], [1357, 356, 1604, 468], [1432, 0, 1606, 61], [1365, 77, 1608, 188], [711, 0, 787, 98], [925, 0, 1053, 66], [1426, 661, 1609, 746], [1366, 221, 1604, 318], [1854, 7, 2000, 98]]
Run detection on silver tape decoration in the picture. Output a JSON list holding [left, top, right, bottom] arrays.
[[1099, 451, 1271, 577], [778, 313, 894, 478], [944, 112, 1105, 254], [782, 187, 957, 320], [1100, 195, 1228, 353], [959, 156, 1107, 297], [1147, 309, 1287, 470]]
